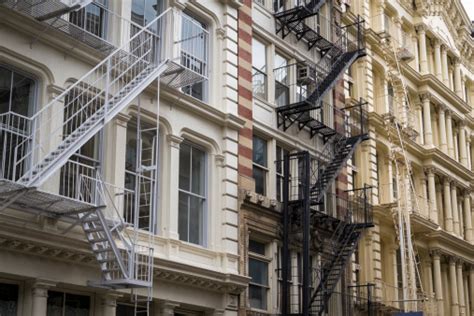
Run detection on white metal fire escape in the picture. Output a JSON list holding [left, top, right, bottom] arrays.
[[0, 0, 208, 302]]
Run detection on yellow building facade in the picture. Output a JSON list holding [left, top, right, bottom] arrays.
[[346, 0, 474, 314]]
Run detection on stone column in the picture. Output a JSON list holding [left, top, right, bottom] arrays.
[[426, 168, 438, 223], [454, 58, 463, 97], [447, 111, 455, 157], [416, 104, 424, 143], [31, 281, 55, 316], [460, 125, 468, 166], [167, 134, 184, 240], [432, 251, 444, 315], [450, 258, 460, 316], [416, 25, 428, 74], [452, 183, 460, 236], [422, 93, 433, 146], [438, 106, 448, 153], [444, 178, 454, 233], [458, 261, 466, 316], [470, 266, 474, 316], [101, 294, 118, 316], [464, 193, 473, 242], [155, 301, 180, 316], [434, 40, 442, 80], [441, 45, 449, 85], [421, 175, 428, 217]]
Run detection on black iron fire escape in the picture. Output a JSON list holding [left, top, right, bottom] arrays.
[[275, 1, 372, 315]]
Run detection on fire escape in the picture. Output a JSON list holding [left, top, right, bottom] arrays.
[[274, 1, 373, 315], [0, 0, 207, 302]]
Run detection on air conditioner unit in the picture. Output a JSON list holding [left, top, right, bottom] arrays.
[[297, 65, 316, 84], [60, 0, 92, 9]]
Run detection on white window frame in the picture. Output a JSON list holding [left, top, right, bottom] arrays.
[[178, 141, 208, 246], [248, 239, 271, 311]]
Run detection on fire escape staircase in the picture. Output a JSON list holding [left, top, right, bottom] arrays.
[[0, 7, 206, 289], [275, 4, 370, 314], [275, 3, 365, 139]]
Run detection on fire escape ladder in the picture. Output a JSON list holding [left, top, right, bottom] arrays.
[[310, 134, 364, 204], [310, 222, 364, 315]]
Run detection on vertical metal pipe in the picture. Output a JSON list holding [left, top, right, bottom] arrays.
[[303, 151, 311, 315], [282, 152, 290, 315]]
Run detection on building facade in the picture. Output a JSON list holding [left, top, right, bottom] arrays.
[[0, 0, 248, 315], [346, 0, 474, 315]]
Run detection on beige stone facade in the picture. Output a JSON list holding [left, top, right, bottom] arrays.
[[346, 0, 474, 315]]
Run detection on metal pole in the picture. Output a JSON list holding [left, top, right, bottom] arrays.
[[303, 151, 311, 315], [282, 153, 290, 315]]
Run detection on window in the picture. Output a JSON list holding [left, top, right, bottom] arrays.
[[0, 283, 18, 315], [131, 0, 164, 26], [181, 13, 209, 101], [387, 83, 394, 114], [178, 142, 207, 245], [47, 291, 90, 316], [249, 240, 269, 310], [274, 54, 289, 107], [252, 38, 267, 100], [69, 0, 108, 38], [276, 145, 290, 201], [0, 65, 36, 181], [273, 0, 285, 12], [254, 0, 265, 6], [117, 303, 148, 315], [124, 120, 158, 231], [253, 135, 268, 195]]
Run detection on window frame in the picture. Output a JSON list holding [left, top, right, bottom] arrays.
[[276, 144, 290, 202], [69, 0, 109, 39], [252, 37, 268, 100], [178, 140, 208, 246], [252, 135, 269, 196], [180, 11, 210, 102], [248, 239, 271, 311], [274, 53, 290, 107], [46, 290, 91, 316]]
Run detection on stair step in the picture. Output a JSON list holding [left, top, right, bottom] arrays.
[[97, 257, 116, 263], [90, 237, 109, 243], [84, 226, 105, 233], [93, 247, 113, 253]]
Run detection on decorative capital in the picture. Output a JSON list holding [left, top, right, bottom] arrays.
[[420, 92, 431, 102], [215, 154, 225, 167], [216, 28, 225, 40], [430, 248, 442, 258], [424, 167, 436, 175], [167, 134, 184, 148], [415, 24, 427, 33]]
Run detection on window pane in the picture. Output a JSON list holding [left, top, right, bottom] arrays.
[[178, 192, 189, 242], [144, 0, 159, 25], [249, 240, 266, 255], [189, 195, 203, 244], [253, 166, 266, 195], [0, 283, 18, 315], [179, 143, 191, 191], [249, 258, 268, 285], [191, 146, 205, 195], [249, 284, 267, 310], [252, 38, 266, 72], [274, 54, 287, 83], [65, 293, 90, 316], [253, 136, 267, 167], [275, 81, 289, 107], [0, 67, 12, 114], [47, 291, 64, 316], [131, 0, 145, 25]]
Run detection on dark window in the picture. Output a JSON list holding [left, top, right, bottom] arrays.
[[178, 142, 206, 245], [274, 54, 289, 107], [47, 291, 90, 316], [124, 120, 158, 231], [0, 283, 18, 315], [276, 145, 290, 201], [70, 0, 108, 38], [253, 135, 268, 195], [249, 240, 269, 310], [131, 0, 163, 26], [181, 13, 209, 101]]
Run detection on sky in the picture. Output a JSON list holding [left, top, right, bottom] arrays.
[[461, 0, 474, 20]]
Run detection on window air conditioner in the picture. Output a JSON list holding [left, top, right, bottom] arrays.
[[297, 65, 316, 84]]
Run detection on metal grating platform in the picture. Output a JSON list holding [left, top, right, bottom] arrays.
[[0, 179, 97, 215], [160, 60, 207, 89]]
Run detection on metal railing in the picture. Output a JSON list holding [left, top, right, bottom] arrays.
[[59, 153, 99, 200], [0, 8, 207, 188], [78, 173, 153, 285]]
